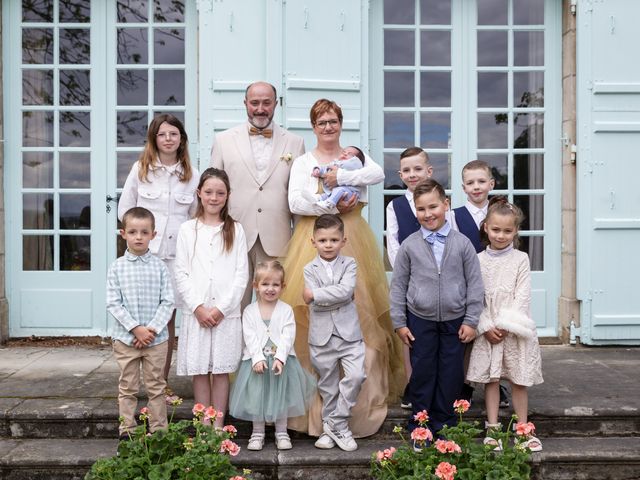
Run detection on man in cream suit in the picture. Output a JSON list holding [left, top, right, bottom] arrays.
[[211, 81, 305, 307]]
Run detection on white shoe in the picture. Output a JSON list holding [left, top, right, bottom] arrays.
[[314, 433, 336, 449], [275, 432, 292, 450], [247, 433, 265, 451], [323, 422, 358, 452], [301, 190, 321, 203]]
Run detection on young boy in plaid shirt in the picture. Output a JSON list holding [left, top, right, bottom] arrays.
[[107, 207, 174, 439]]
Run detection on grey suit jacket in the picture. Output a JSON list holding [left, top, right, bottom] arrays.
[[210, 122, 305, 256], [304, 255, 362, 347]]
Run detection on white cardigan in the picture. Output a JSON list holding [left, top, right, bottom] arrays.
[[241, 300, 296, 366], [174, 219, 248, 318], [288, 151, 384, 216]]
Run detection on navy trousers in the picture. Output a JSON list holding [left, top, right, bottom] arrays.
[[407, 311, 465, 435]]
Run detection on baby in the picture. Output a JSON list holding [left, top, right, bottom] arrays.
[[302, 146, 365, 209]]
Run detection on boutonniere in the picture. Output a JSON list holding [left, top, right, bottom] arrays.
[[280, 153, 293, 164]]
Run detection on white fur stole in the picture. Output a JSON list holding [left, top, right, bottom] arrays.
[[493, 308, 536, 338]]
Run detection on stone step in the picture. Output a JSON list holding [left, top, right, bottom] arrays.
[[2, 397, 639, 440], [1, 437, 640, 480]]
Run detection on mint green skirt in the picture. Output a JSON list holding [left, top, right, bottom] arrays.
[[229, 355, 317, 423]]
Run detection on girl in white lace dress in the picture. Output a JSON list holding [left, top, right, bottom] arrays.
[[174, 168, 248, 428], [467, 197, 543, 452]]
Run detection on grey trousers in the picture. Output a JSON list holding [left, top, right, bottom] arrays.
[[309, 335, 366, 432]]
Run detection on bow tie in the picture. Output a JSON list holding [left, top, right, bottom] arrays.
[[426, 232, 446, 244], [249, 127, 273, 138]]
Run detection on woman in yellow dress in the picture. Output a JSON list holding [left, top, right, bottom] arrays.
[[282, 99, 404, 439]]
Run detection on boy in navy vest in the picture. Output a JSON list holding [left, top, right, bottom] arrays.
[[451, 160, 509, 407], [386, 147, 433, 409]]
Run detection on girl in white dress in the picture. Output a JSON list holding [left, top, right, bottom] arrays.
[[174, 168, 248, 428], [118, 114, 199, 403], [467, 196, 543, 452]]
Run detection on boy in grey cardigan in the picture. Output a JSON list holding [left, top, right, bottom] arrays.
[[390, 179, 483, 444]]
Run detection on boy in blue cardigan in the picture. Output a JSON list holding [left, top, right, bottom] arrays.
[[390, 179, 483, 443]]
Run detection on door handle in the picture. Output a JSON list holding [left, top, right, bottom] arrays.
[[106, 194, 119, 213]]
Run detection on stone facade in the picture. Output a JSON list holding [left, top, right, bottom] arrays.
[[0, 6, 7, 344]]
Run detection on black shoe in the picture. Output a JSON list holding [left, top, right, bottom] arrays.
[[499, 384, 510, 408], [460, 383, 474, 403], [118, 433, 132, 442]]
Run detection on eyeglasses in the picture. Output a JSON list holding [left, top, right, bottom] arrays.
[[315, 119, 340, 129], [156, 132, 180, 139]]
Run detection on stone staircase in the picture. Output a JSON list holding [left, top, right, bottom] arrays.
[[1, 399, 640, 479]]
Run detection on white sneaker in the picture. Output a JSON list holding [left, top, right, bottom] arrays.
[[247, 433, 265, 451], [275, 432, 292, 450], [314, 433, 336, 449], [301, 190, 321, 203], [323, 422, 358, 452]]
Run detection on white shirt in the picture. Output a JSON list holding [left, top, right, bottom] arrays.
[[247, 121, 274, 183], [319, 257, 338, 281], [450, 201, 488, 231], [385, 191, 415, 268]]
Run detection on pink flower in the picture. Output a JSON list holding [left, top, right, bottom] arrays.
[[204, 406, 217, 420], [220, 439, 240, 456], [229, 477, 246, 480], [453, 399, 470, 414], [217, 410, 224, 418], [139, 407, 149, 415], [192, 403, 206, 415], [223, 425, 238, 436], [435, 439, 462, 454], [410, 427, 433, 443], [413, 410, 429, 424], [515, 421, 536, 437], [375, 447, 397, 462], [435, 461, 457, 480]]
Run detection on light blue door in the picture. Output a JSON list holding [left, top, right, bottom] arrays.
[[3, 0, 196, 336], [576, 0, 640, 344]]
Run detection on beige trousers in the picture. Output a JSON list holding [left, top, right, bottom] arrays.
[[113, 340, 168, 435]]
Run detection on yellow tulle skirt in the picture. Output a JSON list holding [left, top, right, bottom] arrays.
[[280, 205, 405, 438]]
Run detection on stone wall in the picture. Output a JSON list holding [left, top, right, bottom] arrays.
[[0, 6, 8, 344]]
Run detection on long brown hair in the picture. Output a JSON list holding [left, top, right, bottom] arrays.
[[138, 114, 193, 183], [195, 168, 235, 252], [479, 196, 525, 248]]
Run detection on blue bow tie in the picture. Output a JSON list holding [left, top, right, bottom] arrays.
[[426, 232, 446, 245]]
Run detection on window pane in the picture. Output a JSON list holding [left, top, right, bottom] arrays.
[[153, 110, 184, 123], [154, 70, 185, 105], [60, 111, 91, 147], [60, 236, 91, 270], [23, 69, 53, 105], [60, 194, 91, 230], [477, 0, 507, 25], [60, 29, 90, 64], [59, 0, 91, 23], [118, 152, 140, 187], [513, 195, 543, 230], [154, 0, 185, 23], [23, 0, 53, 22], [118, 69, 149, 105], [384, 112, 414, 148], [22, 28, 54, 64], [514, 71, 544, 107], [154, 28, 185, 64], [23, 193, 54, 229], [514, 154, 544, 189], [60, 153, 91, 188], [23, 111, 54, 147], [23, 152, 54, 189], [477, 72, 507, 107], [428, 152, 451, 189], [477, 153, 508, 189], [420, 112, 451, 148], [384, 30, 415, 66], [514, 31, 544, 66], [118, 28, 148, 64], [477, 31, 507, 66], [384, 0, 414, 24], [421, 31, 451, 66], [420, 0, 451, 25], [514, 113, 544, 149], [23, 236, 53, 271], [385, 72, 414, 107], [117, 111, 148, 146], [60, 70, 91, 106], [421, 71, 450, 107], [513, 0, 544, 25], [117, 0, 148, 23], [478, 112, 508, 149], [384, 153, 402, 190], [519, 236, 543, 271]]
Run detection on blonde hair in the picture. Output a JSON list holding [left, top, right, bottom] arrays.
[[254, 260, 286, 284]]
